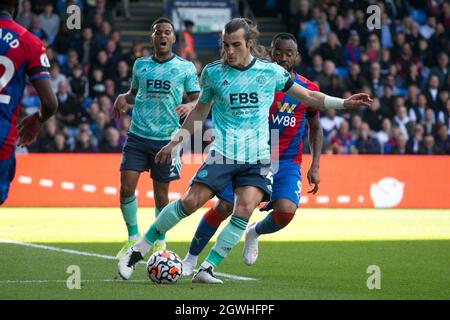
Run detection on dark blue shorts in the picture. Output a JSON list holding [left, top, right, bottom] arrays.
[[120, 132, 182, 183], [191, 150, 273, 202], [0, 153, 16, 205], [217, 160, 302, 207]]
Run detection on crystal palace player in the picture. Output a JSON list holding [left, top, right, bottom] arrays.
[[119, 18, 372, 283], [0, 0, 57, 205], [182, 33, 323, 275]]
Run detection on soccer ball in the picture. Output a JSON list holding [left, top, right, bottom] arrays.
[[146, 250, 183, 284]]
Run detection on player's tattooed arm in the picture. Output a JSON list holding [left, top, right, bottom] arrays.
[[155, 100, 212, 164], [307, 118, 323, 194], [113, 89, 138, 118], [286, 84, 373, 110]]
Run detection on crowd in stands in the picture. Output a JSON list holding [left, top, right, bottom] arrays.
[[286, 0, 450, 155], [17, 0, 450, 155]]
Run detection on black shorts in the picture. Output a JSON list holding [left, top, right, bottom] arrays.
[[120, 132, 182, 183], [191, 150, 273, 201]]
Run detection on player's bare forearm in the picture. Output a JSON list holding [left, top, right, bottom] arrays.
[[32, 77, 58, 121], [125, 89, 138, 105], [186, 92, 200, 106], [308, 118, 323, 169], [169, 100, 211, 146], [286, 85, 372, 110]]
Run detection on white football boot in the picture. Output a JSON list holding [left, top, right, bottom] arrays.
[[118, 247, 144, 280], [182, 253, 198, 276], [192, 266, 223, 284], [243, 223, 259, 266]]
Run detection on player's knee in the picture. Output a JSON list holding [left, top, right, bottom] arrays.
[[215, 200, 233, 217], [153, 190, 169, 208], [120, 184, 135, 198], [180, 195, 202, 215], [274, 199, 297, 213], [272, 211, 295, 229], [234, 203, 256, 217]]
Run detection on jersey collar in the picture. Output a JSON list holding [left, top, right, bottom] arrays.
[[229, 57, 257, 72], [152, 54, 176, 64]]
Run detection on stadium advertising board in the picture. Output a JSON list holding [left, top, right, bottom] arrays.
[[171, 0, 232, 32], [5, 154, 450, 209]]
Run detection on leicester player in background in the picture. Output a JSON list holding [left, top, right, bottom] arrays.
[[112, 17, 200, 258], [0, 0, 58, 205], [182, 32, 324, 275], [119, 18, 371, 283]]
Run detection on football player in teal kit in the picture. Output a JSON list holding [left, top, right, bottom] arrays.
[[113, 18, 200, 258], [181, 33, 324, 276], [118, 18, 372, 283]]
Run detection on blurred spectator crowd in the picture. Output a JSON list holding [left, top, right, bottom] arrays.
[[18, 0, 144, 154], [16, 0, 450, 155], [288, 0, 450, 155]]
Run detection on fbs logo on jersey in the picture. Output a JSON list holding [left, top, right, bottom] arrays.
[[277, 102, 297, 113], [229, 93, 259, 104], [147, 79, 171, 90]]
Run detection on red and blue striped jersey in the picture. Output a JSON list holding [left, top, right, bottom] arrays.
[[269, 73, 319, 165], [0, 15, 50, 160]]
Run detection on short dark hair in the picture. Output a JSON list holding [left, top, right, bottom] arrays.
[[184, 20, 194, 28], [151, 17, 175, 32], [271, 33, 297, 47]]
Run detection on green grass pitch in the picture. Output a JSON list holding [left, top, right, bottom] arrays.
[[0, 208, 449, 299]]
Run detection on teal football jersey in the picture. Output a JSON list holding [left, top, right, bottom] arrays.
[[130, 55, 200, 140], [199, 58, 294, 162]]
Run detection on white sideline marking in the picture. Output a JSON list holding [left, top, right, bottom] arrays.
[[104, 186, 118, 195], [39, 179, 53, 187], [82, 184, 96, 193], [61, 182, 75, 190], [337, 195, 350, 203], [316, 196, 330, 204], [0, 239, 257, 281], [168, 192, 181, 200], [299, 197, 308, 204], [18, 176, 32, 184]]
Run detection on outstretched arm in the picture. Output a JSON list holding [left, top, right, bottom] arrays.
[[286, 84, 372, 110]]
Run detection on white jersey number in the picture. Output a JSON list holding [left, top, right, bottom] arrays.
[[0, 56, 15, 104]]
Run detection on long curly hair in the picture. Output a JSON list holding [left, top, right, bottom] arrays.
[[220, 18, 268, 63]]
